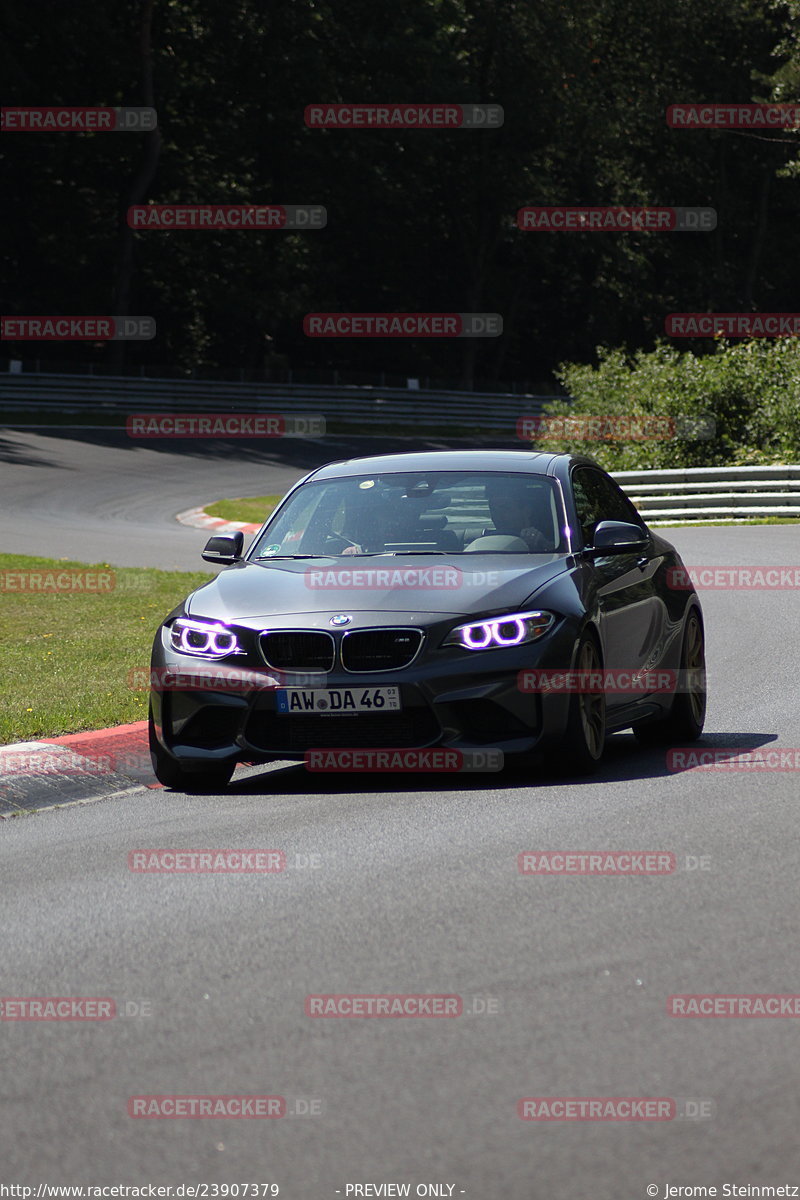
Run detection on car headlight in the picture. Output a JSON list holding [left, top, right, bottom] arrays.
[[443, 610, 555, 651], [170, 618, 243, 658]]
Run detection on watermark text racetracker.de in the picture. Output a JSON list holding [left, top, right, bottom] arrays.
[[126, 414, 325, 438], [0, 748, 150, 780], [667, 566, 800, 590], [1, 317, 154, 341], [517, 668, 705, 695], [128, 1096, 282, 1118], [517, 206, 716, 231], [517, 1097, 715, 1121], [305, 993, 499, 1016], [303, 566, 502, 590], [518, 851, 712, 873], [304, 102, 503, 128], [304, 312, 501, 337], [128, 205, 326, 229], [127, 849, 322, 873], [127, 850, 286, 873], [668, 748, 800, 773], [518, 851, 676, 874], [667, 101, 800, 128], [666, 313, 800, 337], [304, 748, 504, 773], [128, 666, 277, 692], [668, 994, 800, 1017], [516, 414, 716, 442], [131, 667, 341, 693], [0, 997, 152, 1020], [0, 569, 115, 593], [1, 106, 157, 131]]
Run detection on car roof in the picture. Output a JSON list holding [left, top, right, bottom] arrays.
[[306, 449, 582, 481]]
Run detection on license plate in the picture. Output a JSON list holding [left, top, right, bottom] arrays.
[[275, 686, 401, 714]]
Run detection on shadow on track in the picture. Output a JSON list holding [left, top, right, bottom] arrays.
[[0, 433, 64, 467], [0, 427, 520, 467], [212, 730, 780, 797]]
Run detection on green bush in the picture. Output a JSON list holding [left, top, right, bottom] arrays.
[[526, 339, 800, 470]]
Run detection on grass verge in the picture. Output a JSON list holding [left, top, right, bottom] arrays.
[[0, 554, 213, 744], [204, 495, 281, 524]]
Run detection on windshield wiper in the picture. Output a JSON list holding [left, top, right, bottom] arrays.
[[253, 552, 394, 560], [254, 550, 452, 560]]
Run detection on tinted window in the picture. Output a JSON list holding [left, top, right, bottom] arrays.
[[571, 468, 644, 545]]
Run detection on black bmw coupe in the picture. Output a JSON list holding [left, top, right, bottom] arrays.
[[149, 450, 706, 790]]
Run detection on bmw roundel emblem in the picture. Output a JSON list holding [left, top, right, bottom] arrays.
[[330, 614, 352, 627]]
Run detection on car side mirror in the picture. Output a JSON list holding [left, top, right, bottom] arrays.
[[587, 520, 649, 555], [202, 532, 244, 564]]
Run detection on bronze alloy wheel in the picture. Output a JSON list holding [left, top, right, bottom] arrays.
[[550, 633, 607, 775], [685, 611, 707, 727], [577, 636, 606, 760]]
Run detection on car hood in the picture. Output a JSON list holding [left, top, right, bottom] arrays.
[[186, 554, 571, 627]]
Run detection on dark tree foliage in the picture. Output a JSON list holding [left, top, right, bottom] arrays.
[[1, 0, 798, 385]]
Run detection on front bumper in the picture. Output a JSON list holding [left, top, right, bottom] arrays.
[[149, 620, 580, 768]]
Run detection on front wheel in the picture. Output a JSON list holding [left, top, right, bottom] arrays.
[[549, 633, 607, 776], [634, 609, 706, 746], [148, 714, 235, 792]]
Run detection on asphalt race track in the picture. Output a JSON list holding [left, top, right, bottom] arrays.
[[0, 428, 411, 568], [1, 430, 799, 1196]]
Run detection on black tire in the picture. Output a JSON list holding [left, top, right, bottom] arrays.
[[633, 608, 706, 746], [550, 632, 607, 776], [148, 714, 235, 792]]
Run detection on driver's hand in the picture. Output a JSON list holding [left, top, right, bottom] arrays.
[[341, 544, 363, 555], [520, 527, 549, 550]]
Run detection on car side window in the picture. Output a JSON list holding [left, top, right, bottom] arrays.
[[572, 468, 643, 545]]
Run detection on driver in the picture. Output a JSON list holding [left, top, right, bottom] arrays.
[[484, 478, 551, 551], [341, 489, 420, 553]]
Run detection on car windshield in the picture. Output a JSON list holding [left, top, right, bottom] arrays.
[[249, 471, 567, 557]]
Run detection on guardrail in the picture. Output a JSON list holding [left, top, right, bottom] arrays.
[[0, 371, 552, 433], [613, 465, 800, 523], [1, 357, 542, 393], [3, 374, 796, 521]]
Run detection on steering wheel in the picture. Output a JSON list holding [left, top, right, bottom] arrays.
[[322, 532, 362, 552]]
